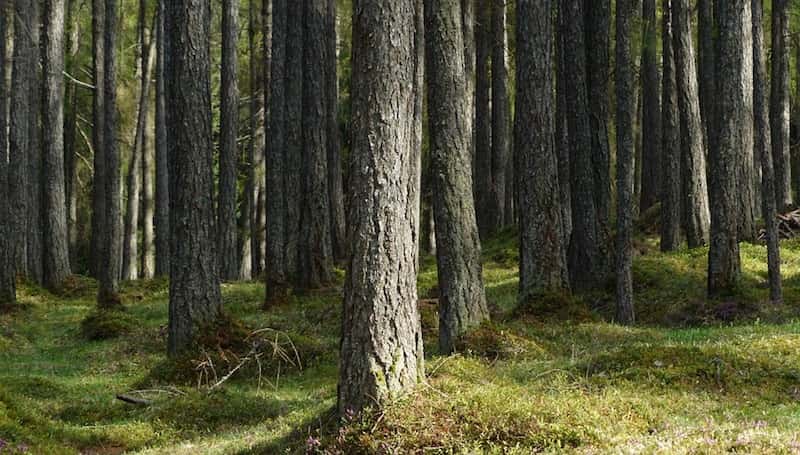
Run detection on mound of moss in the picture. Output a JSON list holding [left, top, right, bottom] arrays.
[[513, 292, 597, 323], [80, 309, 136, 340], [455, 322, 545, 360]]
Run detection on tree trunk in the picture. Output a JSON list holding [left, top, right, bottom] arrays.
[[0, 2, 15, 307], [97, 0, 122, 307], [165, 0, 223, 356], [640, 0, 661, 212], [462, 0, 475, 166], [284, 2, 303, 282], [339, 0, 425, 417], [516, 0, 569, 300], [239, 0, 259, 281], [697, 0, 715, 136], [489, 0, 508, 231], [140, 13, 157, 280], [425, 0, 490, 354], [64, 0, 80, 271], [254, 0, 270, 279], [562, 0, 605, 291], [752, 0, 782, 303], [474, 0, 493, 239], [770, 0, 792, 210], [218, 0, 240, 282], [154, 0, 169, 277], [42, 0, 72, 291], [708, 0, 745, 297], [555, 4, 572, 246], [673, 0, 710, 248], [326, 0, 346, 263], [660, 0, 682, 252], [735, 0, 756, 241]]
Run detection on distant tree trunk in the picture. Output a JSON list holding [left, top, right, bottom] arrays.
[[515, 0, 569, 299], [42, 0, 72, 290], [615, 0, 636, 324], [140, 14, 157, 280], [462, 0, 475, 165], [239, 0, 259, 281], [673, 0, 710, 248], [165, 0, 223, 356], [425, 0, 489, 354], [218, 0, 240, 282], [0, 2, 15, 307], [708, 0, 745, 297], [64, 0, 80, 271], [770, 0, 792, 210], [697, 0, 715, 136], [339, 0, 425, 417], [752, 0, 782, 303], [154, 0, 169, 277], [562, 0, 605, 291], [284, 3, 303, 282], [474, 0, 493, 239], [735, 1, 756, 241], [326, 0, 346, 263], [90, 0, 106, 278], [555, 5, 572, 246], [489, 0, 508, 231], [640, 0, 661, 212], [97, 0, 122, 307], [299, 0, 334, 289], [255, 0, 270, 279], [660, 0, 681, 252]]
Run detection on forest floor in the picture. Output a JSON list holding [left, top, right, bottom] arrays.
[[1, 230, 800, 454]]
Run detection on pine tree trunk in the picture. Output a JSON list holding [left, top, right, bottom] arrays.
[[708, 0, 745, 297], [673, 0, 710, 248], [425, 0, 490, 354], [64, 0, 80, 271], [735, 2, 756, 241], [752, 0, 782, 303], [660, 0, 682, 252], [339, 0, 425, 417], [284, 3, 303, 282], [697, 0, 715, 136], [516, 0, 569, 300], [239, 0, 259, 281], [0, 2, 15, 307], [640, 0, 662, 212], [218, 0, 240, 282], [164, 0, 223, 356], [154, 0, 169, 277], [555, 5, 572, 246], [489, 0, 508, 231], [140, 15, 157, 280], [770, 0, 792, 211], [462, 0, 475, 166], [254, 0, 270, 279], [474, 0, 493, 239], [326, 0, 346, 263]]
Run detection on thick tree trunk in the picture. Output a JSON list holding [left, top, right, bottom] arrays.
[[516, 0, 569, 300], [562, 0, 605, 291], [555, 5, 572, 246], [154, 0, 169, 277], [615, 0, 636, 324], [752, 0, 782, 303], [284, 3, 303, 282], [708, 0, 745, 297], [0, 2, 15, 307], [489, 0, 508, 231], [339, 0, 425, 417], [165, 0, 223, 356], [97, 0, 122, 307], [425, 0, 489, 354], [474, 0, 493, 239], [697, 0, 715, 135], [735, 2, 756, 241], [640, 0, 661, 212], [770, 0, 792, 210], [673, 0, 710, 248], [660, 0, 682, 252], [326, 0, 346, 263], [218, 0, 240, 282]]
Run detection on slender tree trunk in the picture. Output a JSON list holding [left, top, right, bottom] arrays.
[[462, 0, 475, 166], [640, 0, 661, 212], [555, 4, 572, 246], [0, 1, 15, 307], [326, 0, 346, 263], [735, 1, 756, 241], [489, 0, 508, 230], [474, 0, 493, 239], [90, 0, 106, 278], [284, 2, 303, 282], [154, 0, 169, 277], [697, 0, 715, 135], [771, 0, 792, 210], [673, 0, 710, 248], [239, 0, 259, 281], [752, 0, 782, 303], [708, 0, 746, 297], [64, 0, 80, 271], [254, 0, 270, 279], [339, 0, 425, 417], [140, 13, 157, 280], [165, 0, 223, 356], [97, 0, 122, 307], [425, 0, 489, 354], [660, 0, 681, 252], [516, 0, 569, 300]]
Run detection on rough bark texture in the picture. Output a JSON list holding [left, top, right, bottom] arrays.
[[300, 0, 334, 289], [165, 0, 223, 356], [0, 1, 15, 306], [640, 0, 662, 212], [266, 0, 288, 304], [562, 0, 605, 291], [708, 0, 744, 297], [489, 0, 508, 231], [90, 0, 105, 278], [615, 0, 636, 324], [154, 0, 169, 277], [770, 0, 792, 210], [673, 0, 710, 248], [660, 0, 682, 252], [42, 0, 72, 290], [752, 0, 782, 303], [425, 0, 489, 354], [326, 0, 346, 263], [140, 17, 156, 280], [284, 2, 303, 282], [98, 0, 122, 306], [735, 2, 756, 241], [339, 0, 425, 417], [462, 0, 475, 165], [474, 0, 493, 239], [64, 0, 80, 271], [697, 0, 715, 136], [555, 5, 572, 246], [515, 0, 569, 300], [239, 0, 259, 281]]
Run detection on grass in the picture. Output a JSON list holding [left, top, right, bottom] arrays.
[[0, 231, 798, 453]]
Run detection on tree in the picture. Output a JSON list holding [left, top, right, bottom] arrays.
[[660, 0, 681, 252], [164, 0, 223, 356], [339, 0, 425, 417], [673, 0, 710, 248], [615, 0, 636, 324], [515, 0, 569, 300], [284, 3, 303, 281], [752, 0, 782, 303], [735, 0, 756, 242], [0, 1, 15, 307], [64, 0, 81, 270], [708, 0, 746, 297], [90, 0, 106, 278], [425, 0, 489, 354], [154, 0, 169, 277], [697, 0, 715, 135], [42, 0, 72, 290], [640, 0, 661, 212], [770, 0, 792, 211], [218, 0, 240, 282], [490, 0, 508, 231], [326, 0, 346, 263], [474, 0, 493, 239], [555, 4, 572, 246], [97, 0, 122, 307]]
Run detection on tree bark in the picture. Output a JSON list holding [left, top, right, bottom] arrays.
[[735, 0, 756, 241], [555, 4, 572, 246], [660, 0, 681, 252], [697, 0, 715, 136], [673, 0, 710, 248], [90, 0, 105, 279], [770, 0, 792, 210], [339, 0, 425, 417], [154, 0, 169, 277], [165, 0, 223, 356], [462, 0, 475, 166], [284, 2, 303, 282], [708, 0, 745, 297], [64, 0, 80, 271], [489, 0, 508, 231], [0, 2, 15, 307], [515, 0, 569, 300], [326, 0, 346, 263], [473, 0, 493, 239], [640, 0, 661, 212]]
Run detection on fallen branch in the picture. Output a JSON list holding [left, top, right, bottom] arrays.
[[116, 394, 152, 405]]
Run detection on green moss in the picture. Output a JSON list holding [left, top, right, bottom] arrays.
[[80, 309, 136, 340], [455, 322, 546, 360]]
